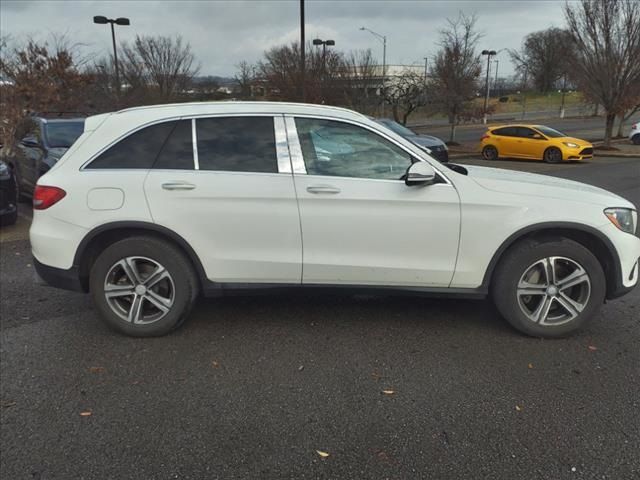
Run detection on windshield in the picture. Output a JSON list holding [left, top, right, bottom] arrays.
[[534, 126, 566, 138], [44, 121, 85, 148], [377, 119, 416, 137]]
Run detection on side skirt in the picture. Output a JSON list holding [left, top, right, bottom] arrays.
[[202, 282, 487, 300]]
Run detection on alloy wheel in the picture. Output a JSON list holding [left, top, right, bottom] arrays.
[[103, 256, 175, 324], [516, 256, 591, 326]]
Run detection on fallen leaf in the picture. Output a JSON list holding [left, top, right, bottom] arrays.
[[89, 366, 106, 373], [1, 401, 16, 408], [80, 411, 92, 417], [528, 363, 534, 369], [382, 389, 395, 395], [316, 450, 330, 458], [371, 371, 382, 380], [298, 365, 304, 371], [515, 405, 522, 411], [588, 345, 597, 351], [212, 360, 220, 368]]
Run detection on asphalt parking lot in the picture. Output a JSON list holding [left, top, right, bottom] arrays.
[[1, 155, 639, 479]]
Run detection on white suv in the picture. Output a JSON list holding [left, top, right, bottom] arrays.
[[30, 102, 640, 338]]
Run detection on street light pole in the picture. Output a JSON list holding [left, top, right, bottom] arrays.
[[481, 49, 496, 125], [312, 39, 335, 103], [360, 27, 387, 117], [521, 65, 529, 120], [300, 0, 306, 102], [423, 57, 428, 87], [93, 16, 130, 97], [559, 73, 567, 119], [493, 59, 499, 93]]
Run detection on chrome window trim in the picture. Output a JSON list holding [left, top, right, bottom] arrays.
[[283, 114, 452, 186], [191, 118, 200, 170], [274, 115, 292, 174], [284, 116, 306, 174]]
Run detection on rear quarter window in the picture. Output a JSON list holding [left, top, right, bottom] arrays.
[[86, 121, 176, 169]]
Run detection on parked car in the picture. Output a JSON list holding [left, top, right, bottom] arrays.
[[0, 160, 18, 226], [629, 122, 639, 145], [31, 102, 639, 338], [480, 124, 593, 163], [374, 118, 449, 163], [7, 117, 85, 199]]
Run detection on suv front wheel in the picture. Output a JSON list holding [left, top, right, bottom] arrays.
[[89, 236, 199, 337], [492, 237, 606, 338]]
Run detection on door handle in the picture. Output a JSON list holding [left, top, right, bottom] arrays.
[[306, 185, 341, 194], [162, 182, 196, 191]]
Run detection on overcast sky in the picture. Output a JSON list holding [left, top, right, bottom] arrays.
[[1, 0, 567, 77]]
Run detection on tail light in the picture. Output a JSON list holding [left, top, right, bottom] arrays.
[[33, 185, 66, 210], [481, 134, 490, 141], [632, 124, 637, 129]]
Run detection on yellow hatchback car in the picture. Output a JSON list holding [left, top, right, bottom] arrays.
[[480, 125, 594, 163]]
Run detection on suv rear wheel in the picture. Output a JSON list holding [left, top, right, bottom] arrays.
[[89, 236, 199, 337], [492, 237, 605, 338]]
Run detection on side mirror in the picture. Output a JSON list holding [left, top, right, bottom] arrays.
[[21, 137, 40, 148], [405, 162, 437, 187]]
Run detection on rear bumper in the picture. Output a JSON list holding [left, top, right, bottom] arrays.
[[33, 257, 85, 292]]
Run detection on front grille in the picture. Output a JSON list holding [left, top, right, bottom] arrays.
[[580, 148, 593, 155]]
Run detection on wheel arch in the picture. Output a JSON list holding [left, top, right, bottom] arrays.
[[482, 222, 622, 299], [73, 221, 208, 293]]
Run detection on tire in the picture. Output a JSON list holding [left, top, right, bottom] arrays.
[[0, 209, 17, 227], [632, 134, 640, 145], [491, 236, 605, 338], [89, 236, 199, 337], [482, 145, 499, 160], [543, 147, 563, 163]]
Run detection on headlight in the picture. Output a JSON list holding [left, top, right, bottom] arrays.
[[563, 142, 579, 148], [604, 208, 637, 234], [0, 162, 10, 180]]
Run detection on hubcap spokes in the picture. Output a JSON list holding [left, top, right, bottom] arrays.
[[104, 256, 175, 325], [516, 256, 591, 326]]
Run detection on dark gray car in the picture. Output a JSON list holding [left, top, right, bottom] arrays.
[[374, 118, 449, 163], [9, 117, 85, 198]]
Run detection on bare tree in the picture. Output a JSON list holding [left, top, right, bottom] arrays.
[[0, 36, 89, 151], [564, 0, 640, 147], [120, 35, 199, 103], [383, 69, 429, 125], [235, 61, 255, 99], [509, 28, 573, 93], [431, 13, 483, 142], [341, 49, 380, 113], [257, 41, 345, 104]]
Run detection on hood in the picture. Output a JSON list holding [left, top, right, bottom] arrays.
[[558, 136, 592, 146], [464, 165, 634, 209], [409, 135, 446, 148]]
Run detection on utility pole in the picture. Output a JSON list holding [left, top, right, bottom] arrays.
[[300, 0, 305, 102]]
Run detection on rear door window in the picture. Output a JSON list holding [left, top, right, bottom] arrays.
[[196, 117, 277, 173], [87, 121, 176, 169], [153, 120, 194, 170]]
